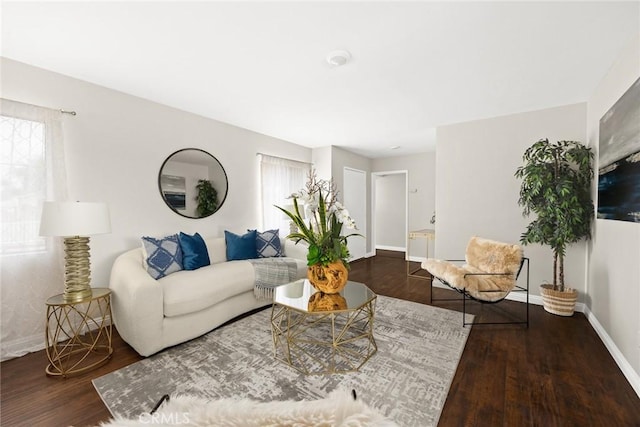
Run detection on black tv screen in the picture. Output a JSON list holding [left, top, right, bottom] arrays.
[[164, 192, 186, 210]]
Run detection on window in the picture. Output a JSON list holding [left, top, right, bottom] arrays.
[[259, 154, 311, 234], [0, 115, 47, 254], [0, 99, 68, 361]]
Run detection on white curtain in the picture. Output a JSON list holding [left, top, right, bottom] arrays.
[[0, 98, 68, 361], [259, 154, 311, 235]]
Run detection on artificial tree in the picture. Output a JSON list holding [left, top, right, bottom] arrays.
[[196, 179, 218, 217], [515, 138, 594, 292]]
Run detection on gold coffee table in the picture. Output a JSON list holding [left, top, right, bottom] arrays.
[[271, 279, 377, 375]]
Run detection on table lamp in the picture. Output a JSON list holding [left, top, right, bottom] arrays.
[[39, 201, 111, 302]]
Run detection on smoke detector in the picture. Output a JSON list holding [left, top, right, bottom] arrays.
[[326, 50, 351, 67]]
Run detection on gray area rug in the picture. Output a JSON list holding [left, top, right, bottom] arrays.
[[93, 296, 471, 426]]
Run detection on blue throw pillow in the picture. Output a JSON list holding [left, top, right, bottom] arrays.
[[141, 235, 183, 279], [178, 232, 211, 270], [253, 229, 283, 258], [225, 230, 258, 261]]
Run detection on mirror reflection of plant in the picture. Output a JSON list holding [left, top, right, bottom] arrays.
[[196, 179, 218, 217], [276, 171, 361, 267], [515, 138, 594, 292]]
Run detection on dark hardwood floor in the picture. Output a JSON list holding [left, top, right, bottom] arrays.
[[2, 251, 639, 426]]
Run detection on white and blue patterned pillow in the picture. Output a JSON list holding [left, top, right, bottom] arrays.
[[141, 235, 184, 279], [254, 229, 283, 258]]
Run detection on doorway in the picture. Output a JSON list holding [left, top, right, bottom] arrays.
[[371, 170, 408, 257]]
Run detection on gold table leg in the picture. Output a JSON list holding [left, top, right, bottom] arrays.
[[271, 299, 377, 375]]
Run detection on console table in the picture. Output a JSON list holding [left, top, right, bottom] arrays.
[[407, 228, 435, 279]]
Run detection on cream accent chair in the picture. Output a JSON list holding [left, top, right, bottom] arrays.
[[422, 236, 529, 327]]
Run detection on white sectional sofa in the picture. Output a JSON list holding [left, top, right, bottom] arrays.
[[109, 236, 307, 356]]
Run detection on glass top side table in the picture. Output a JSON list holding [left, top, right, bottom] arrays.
[[45, 287, 113, 376]]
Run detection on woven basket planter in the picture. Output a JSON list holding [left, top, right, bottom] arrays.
[[540, 284, 578, 316]]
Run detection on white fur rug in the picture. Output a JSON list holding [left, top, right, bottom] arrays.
[[100, 389, 397, 427]]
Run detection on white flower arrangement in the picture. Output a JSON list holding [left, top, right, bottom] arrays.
[[277, 171, 360, 266]]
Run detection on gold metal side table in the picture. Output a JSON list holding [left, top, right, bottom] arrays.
[[407, 228, 435, 279], [45, 287, 113, 377]]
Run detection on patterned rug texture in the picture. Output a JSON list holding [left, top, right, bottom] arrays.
[[93, 296, 471, 426]]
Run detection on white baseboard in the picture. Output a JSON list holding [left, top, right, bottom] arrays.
[[365, 251, 376, 258], [504, 292, 543, 306], [375, 245, 405, 252], [582, 305, 640, 398], [407, 255, 426, 263]]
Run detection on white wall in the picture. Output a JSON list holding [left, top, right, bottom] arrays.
[[343, 167, 367, 260], [374, 173, 406, 251], [372, 152, 435, 260], [311, 146, 332, 181], [330, 146, 372, 254], [436, 103, 587, 298], [0, 58, 312, 288], [586, 35, 640, 393]]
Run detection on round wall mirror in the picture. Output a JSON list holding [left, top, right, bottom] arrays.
[[158, 148, 228, 218]]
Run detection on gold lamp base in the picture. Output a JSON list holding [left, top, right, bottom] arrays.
[[63, 236, 93, 302]]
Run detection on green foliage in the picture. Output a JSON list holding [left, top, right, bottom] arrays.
[[196, 179, 218, 217], [276, 187, 361, 268], [515, 139, 594, 291]]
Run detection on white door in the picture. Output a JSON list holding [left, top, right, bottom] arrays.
[[343, 167, 367, 261]]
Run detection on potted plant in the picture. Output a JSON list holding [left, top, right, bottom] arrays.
[[276, 171, 361, 294], [515, 138, 594, 316], [196, 179, 218, 217]]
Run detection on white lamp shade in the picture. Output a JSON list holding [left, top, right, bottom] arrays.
[[39, 201, 111, 237]]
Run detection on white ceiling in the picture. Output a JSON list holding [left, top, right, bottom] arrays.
[[2, 1, 638, 158]]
